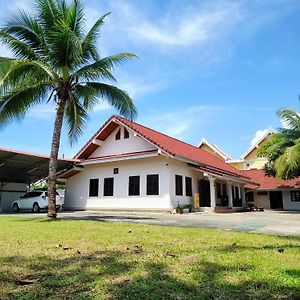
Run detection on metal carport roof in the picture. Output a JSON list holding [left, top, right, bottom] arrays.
[[0, 147, 76, 183]]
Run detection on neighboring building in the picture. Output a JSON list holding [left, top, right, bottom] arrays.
[[243, 169, 300, 210], [226, 129, 275, 170], [199, 131, 300, 211], [198, 138, 232, 161], [59, 115, 253, 211]]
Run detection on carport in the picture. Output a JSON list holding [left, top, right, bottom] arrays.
[[0, 147, 75, 212]]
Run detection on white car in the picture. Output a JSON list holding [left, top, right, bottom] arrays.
[[12, 190, 64, 213]]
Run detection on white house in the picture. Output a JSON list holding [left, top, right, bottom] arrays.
[[60, 115, 254, 212]]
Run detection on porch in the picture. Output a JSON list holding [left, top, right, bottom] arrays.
[[197, 175, 246, 211]]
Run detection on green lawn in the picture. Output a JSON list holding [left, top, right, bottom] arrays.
[[0, 217, 299, 300]]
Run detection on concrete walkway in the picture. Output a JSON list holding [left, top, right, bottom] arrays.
[[3, 210, 300, 237]]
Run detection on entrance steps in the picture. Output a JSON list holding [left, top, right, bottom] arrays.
[[214, 206, 235, 213]]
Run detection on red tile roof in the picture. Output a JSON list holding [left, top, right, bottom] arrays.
[[243, 169, 300, 190], [75, 115, 248, 179]]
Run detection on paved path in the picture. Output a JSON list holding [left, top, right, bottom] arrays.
[[3, 210, 300, 237]]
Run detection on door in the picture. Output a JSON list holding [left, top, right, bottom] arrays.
[[199, 180, 211, 207], [269, 191, 283, 209]]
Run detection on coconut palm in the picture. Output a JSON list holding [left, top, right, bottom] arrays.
[[0, 0, 137, 219], [258, 107, 300, 179]]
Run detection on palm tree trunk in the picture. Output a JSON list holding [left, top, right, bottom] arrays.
[[47, 98, 65, 220]]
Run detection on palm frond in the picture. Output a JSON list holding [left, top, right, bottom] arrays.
[[35, 0, 61, 29], [81, 12, 111, 61], [275, 143, 300, 179], [73, 53, 137, 81], [64, 95, 88, 144], [0, 59, 57, 92], [48, 19, 82, 69], [0, 57, 16, 78], [0, 31, 38, 59], [74, 84, 98, 110], [65, 0, 85, 39], [2, 11, 45, 55], [278, 108, 300, 131], [0, 80, 51, 125], [84, 82, 137, 120]]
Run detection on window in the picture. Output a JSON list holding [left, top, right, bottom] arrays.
[[22, 191, 43, 198], [89, 179, 99, 197], [147, 174, 159, 195], [246, 191, 254, 202], [291, 191, 300, 202], [175, 175, 183, 196], [115, 129, 121, 140], [113, 168, 119, 174], [124, 128, 129, 139], [185, 177, 192, 196], [129, 176, 140, 196], [104, 178, 114, 196]]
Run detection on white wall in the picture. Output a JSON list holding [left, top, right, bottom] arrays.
[[0, 183, 27, 212], [283, 190, 300, 210], [90, 125, 156, 158], [168, 159, 203, 208], [65, 156, 173, 210], [253, 191, 270, 209]]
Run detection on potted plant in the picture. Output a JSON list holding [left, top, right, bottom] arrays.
[[182, 204, 193, 213], [176, 202, 183, 214]]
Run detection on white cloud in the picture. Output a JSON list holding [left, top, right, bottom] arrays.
[[140, 105, 223, 141], [104, 1, 243, 51], [93, 102, 111, 112], [28, 105, 55, 120], [250, 127, 274, 147]]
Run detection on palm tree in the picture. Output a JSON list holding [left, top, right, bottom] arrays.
[[0, 0, 137, 219], [258, 107, 300, 179]]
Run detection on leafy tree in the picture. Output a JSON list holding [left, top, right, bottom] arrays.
[[0, 0, 137, 219], [258, 107, 300, 179]]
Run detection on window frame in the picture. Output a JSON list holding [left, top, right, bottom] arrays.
[[185, 176, 192, 197], [128, 176, 140, 196], [124, 127, 129, 139], [175, 175, 183, 196], [103, 177, 114, 196], [115, 129, 121, 140], [147, 174, 159, 195], [89, 178, 99, 197], [291, 190, 300, 202]]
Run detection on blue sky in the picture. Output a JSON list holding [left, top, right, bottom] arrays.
[[1, 0, 300, 159]]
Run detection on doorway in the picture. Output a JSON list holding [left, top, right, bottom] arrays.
[[269, 191, 283, 209], [198, 180, 211, 207]]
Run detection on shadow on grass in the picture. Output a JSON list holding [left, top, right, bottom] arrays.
[[1, 250, 300, 300]]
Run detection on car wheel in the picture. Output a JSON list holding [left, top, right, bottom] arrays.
[[12, 203, 19, 213], [33, 203, 40, 213]]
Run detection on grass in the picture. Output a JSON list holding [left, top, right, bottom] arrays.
[[0, 217, 299, 300]]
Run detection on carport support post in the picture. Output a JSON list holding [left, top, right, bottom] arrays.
[[208, 177, 216, 209], [227, 182, 233, 208]]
